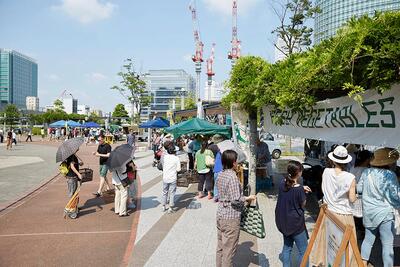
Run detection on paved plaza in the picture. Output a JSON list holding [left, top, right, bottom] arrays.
[[0, 139, 397, 266]]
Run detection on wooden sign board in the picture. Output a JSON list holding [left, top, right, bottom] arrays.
[[301, 204, 363, 267]]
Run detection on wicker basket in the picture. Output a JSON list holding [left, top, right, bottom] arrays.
[[79, 168, 93, 183]]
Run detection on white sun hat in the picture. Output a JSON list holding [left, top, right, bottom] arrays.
[[328, 145, 352, 164]]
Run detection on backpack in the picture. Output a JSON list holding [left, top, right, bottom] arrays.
[[59, 162, 69, 176]]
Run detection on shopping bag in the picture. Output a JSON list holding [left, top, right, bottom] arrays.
[[240, 204, 266, 239]]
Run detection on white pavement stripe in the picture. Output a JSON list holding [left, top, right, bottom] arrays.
[[145, 197, 218, 267], [0, 230, 131, 237], [135, 180, 188, 245]]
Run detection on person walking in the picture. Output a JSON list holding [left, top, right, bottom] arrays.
[[256, 136, 273, 181], [12, 130, 17, 146], [25, 128, 33, 142], [40, 128, 45, 141], [357, 148, 400, 267], [161, 144, 181, 213], [216, 150, 256, 267], [6, 129, 12, 149], [310, 145, 357, 266], [127, 130, 136, 158], [195, 140, 214, 199], [275, 161, 311, 267], [92, 134, 112, 197], [111, 164, 129, 217]]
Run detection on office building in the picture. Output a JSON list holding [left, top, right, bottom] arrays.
[[141, 69, 195, 118], [26, 96, 39, 111], [0, 49, 38, 110], [62, 97, 78, 114], [314, 0, 400, 44], [90, 108, 103, 117], [204, 81, 224, 101], [77, 104, 90, 116]]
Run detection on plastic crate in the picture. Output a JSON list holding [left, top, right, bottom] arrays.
[[79, 168, 93, 183]]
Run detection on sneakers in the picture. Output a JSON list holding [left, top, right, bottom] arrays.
[[162, 206, 167, 212], [128, 203, 136, 209], [167, 207, 175, 214], [92, 192, 101, 197]]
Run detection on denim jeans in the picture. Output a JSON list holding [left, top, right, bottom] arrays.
[[361, 219, 394, 267], [281, 230, 308, 267], [162, 181, 177, 207], [213, 172, 220, 199]]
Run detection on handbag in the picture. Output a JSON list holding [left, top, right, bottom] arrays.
[[116, 171, 132, 188], [352, 195, 363, 218], [205, 154, 215, 167], [240, 202, 266, 239]]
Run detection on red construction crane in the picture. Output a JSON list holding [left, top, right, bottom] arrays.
[[206, 43, 215, 86], [189, 0, 204, 64], [189, 0, 203, 101], [228, 0, 241, 64]]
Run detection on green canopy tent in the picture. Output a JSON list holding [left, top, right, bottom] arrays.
[[165, 118, 231, 138]]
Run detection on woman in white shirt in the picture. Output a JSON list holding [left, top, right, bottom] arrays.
[[310, 145, 357, 266], [162, 144, 181, 213]]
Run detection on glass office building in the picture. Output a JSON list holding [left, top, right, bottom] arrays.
[[0, 49, 38, 110], [314, 0, 400, 44], [141, 69, 195, 119]]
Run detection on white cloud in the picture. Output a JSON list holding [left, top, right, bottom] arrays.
[[202, 0, 261, 16], [86, 72, 108, 82], [54, 0, 116, 24]]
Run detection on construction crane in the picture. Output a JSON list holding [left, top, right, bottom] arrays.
[[228, 0, 241, 67], [57, 89, 73, 100], [206, 43, 215, 101], [189, 0, 203, 101]]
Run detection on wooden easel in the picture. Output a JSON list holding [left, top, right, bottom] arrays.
[[300, 204, 364, 267]]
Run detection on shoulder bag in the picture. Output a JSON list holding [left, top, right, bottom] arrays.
[[116, 171, 132, 188], [240, 199, 266, 239]]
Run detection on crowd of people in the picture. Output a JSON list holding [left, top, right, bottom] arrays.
[[57, 128, 400, 266]]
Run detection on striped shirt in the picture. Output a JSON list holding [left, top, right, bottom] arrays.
[[217, 169, 245, 220]]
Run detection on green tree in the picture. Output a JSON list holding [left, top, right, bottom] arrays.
[[3, 104, 20, 127], [271, 0, 320, 57], [111, 58, 150, 124], [223, 56, 272, 194], [53, 99, 64, 112], [112, 104, 129, 125]]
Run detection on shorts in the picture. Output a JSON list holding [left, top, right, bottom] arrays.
[[99, 164, 109, 177]]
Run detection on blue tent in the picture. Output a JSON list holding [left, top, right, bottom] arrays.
[[49, 120, 66, 128], [82, 121, 100, 128], [139, 117, 170, 128], [66, 120, 81, 127]]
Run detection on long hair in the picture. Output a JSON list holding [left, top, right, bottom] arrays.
[[200, 140, 208, 153], [284, 160, 304, 192]]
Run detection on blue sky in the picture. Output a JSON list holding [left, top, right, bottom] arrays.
[[0, 0, 279, 113]]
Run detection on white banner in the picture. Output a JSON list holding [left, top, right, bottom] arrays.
[[263, 84, 400, 148]]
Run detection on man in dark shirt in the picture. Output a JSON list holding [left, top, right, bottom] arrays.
[[93, 135, 112, 197]]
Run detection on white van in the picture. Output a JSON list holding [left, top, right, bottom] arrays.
[[260, 132, 282, 159]]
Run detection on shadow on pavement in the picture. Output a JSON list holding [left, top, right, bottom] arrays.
[[139, 196, 161, 210], [234, 241, 269, 267]]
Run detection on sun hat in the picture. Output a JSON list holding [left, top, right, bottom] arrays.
[[211, 134, 224, 144], [328, 145, 352, 164], [370, 148, 399, 167]]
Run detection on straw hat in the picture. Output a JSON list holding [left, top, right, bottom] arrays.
[[370, 148, 399, 167], [211, 134, 224, 144], [328, 145, 352, 164]]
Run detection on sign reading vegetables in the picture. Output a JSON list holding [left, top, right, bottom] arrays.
[[263, 84, 400, 147]]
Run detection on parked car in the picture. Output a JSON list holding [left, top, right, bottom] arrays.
[[260, 132, 282, 159]]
